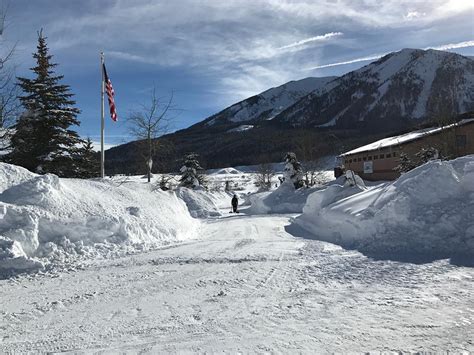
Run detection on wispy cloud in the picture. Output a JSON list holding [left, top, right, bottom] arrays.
[[107, 50, 155, 64], [306, 53, 386, 70], [306, 40, 474, 71], [428, 40, 474, 51], [9, 0, 474, 133], [278, 32, 343, 50]]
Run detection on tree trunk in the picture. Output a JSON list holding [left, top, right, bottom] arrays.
[[147, 131, 151, 183]]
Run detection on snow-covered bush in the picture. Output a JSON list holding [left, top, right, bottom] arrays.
[[284, 152, 304, 189]]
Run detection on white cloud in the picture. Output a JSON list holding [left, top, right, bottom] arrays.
[[11, 0, 474, 111], [306, 53, 387, 70], [107, 51, 155, 64], [404, 11, 425, 20], [428, 40, 474, 51], [306, 40, 474, 71], [278, 32, 343, 50]]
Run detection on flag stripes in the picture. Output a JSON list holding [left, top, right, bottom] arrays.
[[102, 63, 117, 122]]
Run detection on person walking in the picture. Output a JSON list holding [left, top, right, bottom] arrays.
[[231, 194, 239, 213]]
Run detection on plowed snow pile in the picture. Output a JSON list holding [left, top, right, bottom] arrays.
[[247, 183, 317, 214], [294, 156, 474, 260], [0, 163, 198, 276]]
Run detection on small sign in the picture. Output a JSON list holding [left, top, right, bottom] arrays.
[[363, 161, 373, 174]]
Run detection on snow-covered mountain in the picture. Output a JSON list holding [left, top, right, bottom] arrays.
[[275, 48, 474, 130], [106, 48, 474, 172], [199, 76, 336, 127]]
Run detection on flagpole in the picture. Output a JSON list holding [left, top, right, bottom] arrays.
[[100, 52, 105, 178]]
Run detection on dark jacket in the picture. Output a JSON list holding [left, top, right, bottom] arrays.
[[231, 196, 238, 207]]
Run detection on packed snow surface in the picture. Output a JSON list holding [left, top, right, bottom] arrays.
[[0, 160, 473, 352], [1, 214, 472, 353], [295, 156, 474, 261]]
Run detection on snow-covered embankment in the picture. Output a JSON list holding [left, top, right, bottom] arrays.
[[294, 156, 474, 261], [0, 163, 199, 276]]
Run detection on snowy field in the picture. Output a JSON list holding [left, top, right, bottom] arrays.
[[1, 159, 473, 352]]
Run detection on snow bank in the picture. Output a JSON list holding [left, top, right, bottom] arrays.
[[247, 183, 317, 214], [176, 187, 222, 218], [210, 167, 242, 175], [294, 156, 474, 261], [0, 163, 198, 276]]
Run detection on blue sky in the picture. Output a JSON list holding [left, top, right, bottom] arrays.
[[5, 0, 474, 147]]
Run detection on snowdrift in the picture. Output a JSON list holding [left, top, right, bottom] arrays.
[[176, 187, 222, 218], [0, 163, 198, 276], [294, 157, 474, 261], [210, 167, 242, 175], [247, 183, 318, 214]]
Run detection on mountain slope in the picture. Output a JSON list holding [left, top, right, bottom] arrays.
[[275, 49, 474, 131], [194, 76, 336, 129]]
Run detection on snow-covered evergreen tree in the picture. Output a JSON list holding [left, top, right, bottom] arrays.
[[395, 147, 439, 174], [5, 30, 82, 176], [395, 152, 416, 173], [179, 153, 204, 188], [415, 147, 439, 164], [283, 152, 304, 189]]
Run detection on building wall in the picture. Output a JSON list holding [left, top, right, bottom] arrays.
[[342, 122, 474, 181]]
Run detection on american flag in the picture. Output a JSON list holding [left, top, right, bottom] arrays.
[[103, 63, 117, 122]]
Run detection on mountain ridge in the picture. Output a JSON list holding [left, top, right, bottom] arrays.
[[274, 48, 474, 131]]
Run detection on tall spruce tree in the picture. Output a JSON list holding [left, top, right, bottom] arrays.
[[6, 30, 82, 176]]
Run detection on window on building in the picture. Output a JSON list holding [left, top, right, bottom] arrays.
[[386, 153, 391, 158], [358, 157, 362, 162], [456, 135, 467, 148], [374, 155, 378, 160], [392, 152, 398, 157], [380, 154, 385, 159], [363, 157, 367, 161], [368, 156, 372, 160]]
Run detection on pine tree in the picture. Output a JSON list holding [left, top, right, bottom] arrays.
[[394, 152, 416, 173], [415, 147, 439, 164], [284, 152, 304, 189], [179, 153, 205, 188], [75, 138, 100, 178], [5, 30, 82, 176]]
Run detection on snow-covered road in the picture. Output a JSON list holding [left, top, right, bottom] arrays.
[[1, 214, 473, 353]]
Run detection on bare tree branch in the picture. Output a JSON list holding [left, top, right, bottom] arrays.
[[0, 2, 20, 142], [127, 87, 179, 182]]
